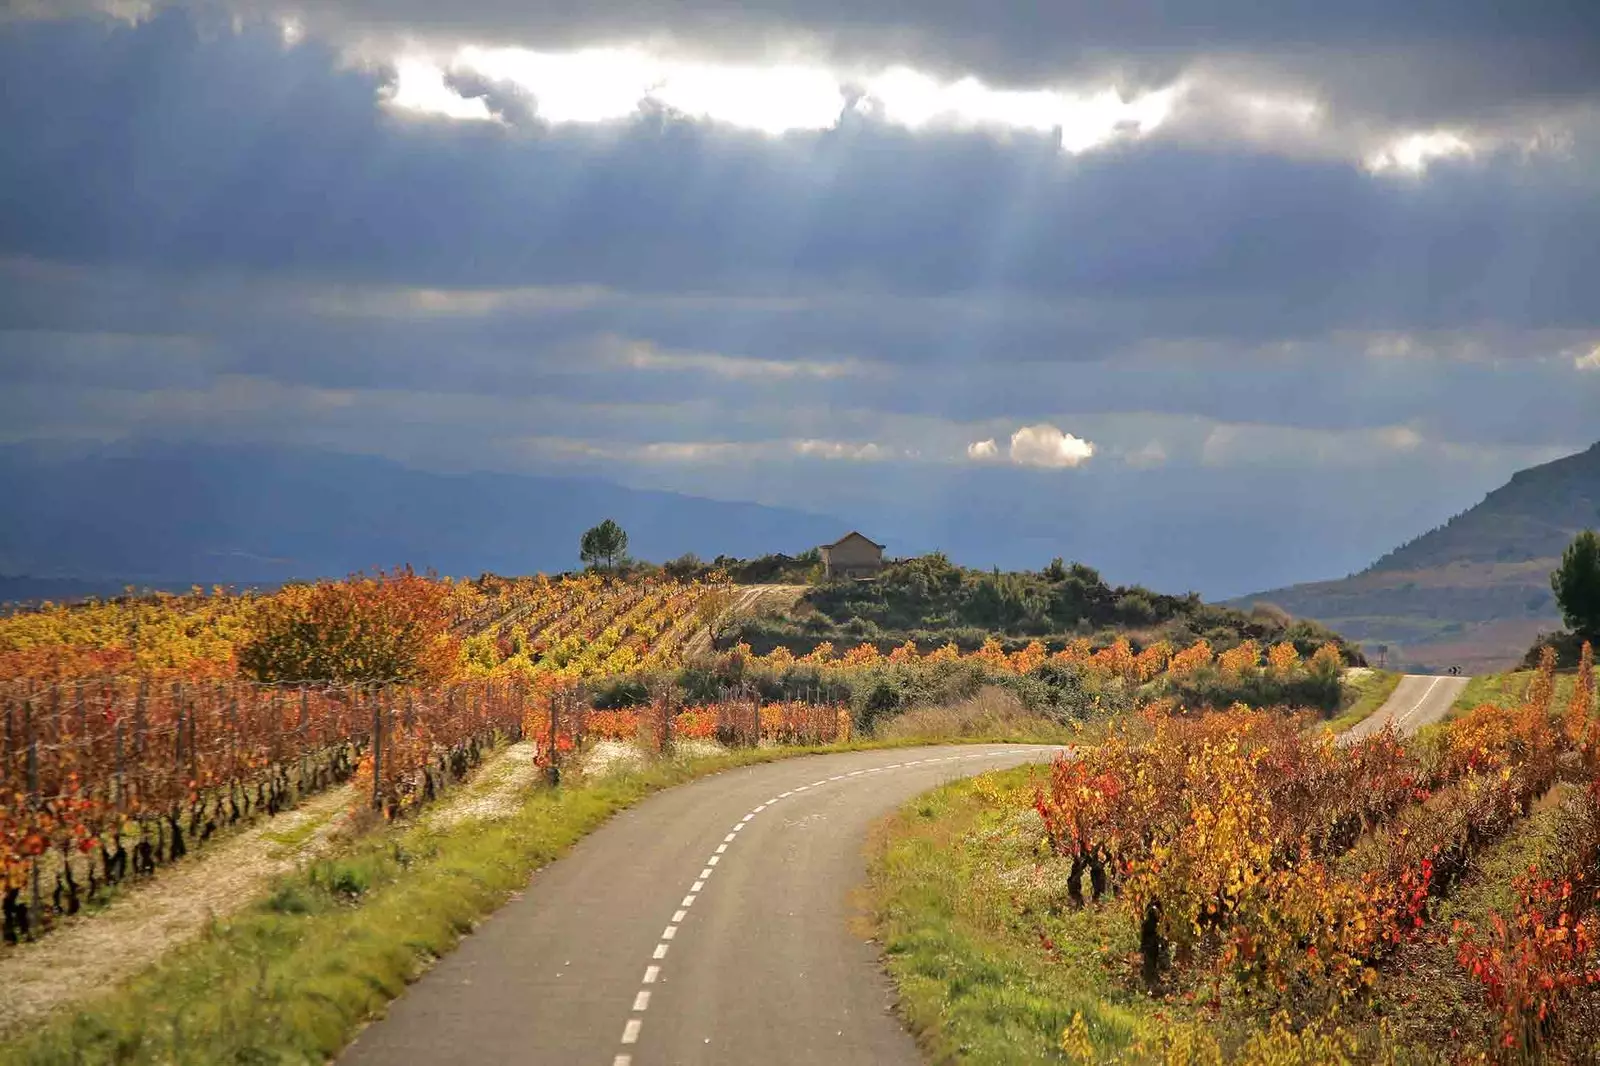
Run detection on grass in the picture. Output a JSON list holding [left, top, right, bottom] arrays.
[[865, 768, 1165, 1064], [1322, 669, 1403, 733], [260, 811, 336, 855], [872, 686, 1085, 747], [1452, 669, 1579, 715]]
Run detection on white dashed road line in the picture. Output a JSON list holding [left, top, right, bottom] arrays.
[[1393, 676, 1445, 730], [607, 748, 1051, 1064]]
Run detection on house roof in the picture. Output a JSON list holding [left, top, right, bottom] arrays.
[[823, 531, 885, 550]]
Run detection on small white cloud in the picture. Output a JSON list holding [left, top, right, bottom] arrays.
[[1378, 425, 1424, 450], [1366, 129, 1474, 174], [861, 67, 1177, 153], [1124, 440, 1168, 468], [792, 439, 887, 461], [966, 438, 999, 461], [638, 441, 747, 462], [385, 57, 496, 122], [616, 339, 870, 380], [1008, 424, 1095, 469], [1576, 344, 1600, 371]]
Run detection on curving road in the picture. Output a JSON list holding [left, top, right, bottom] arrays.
[[340, 675, 1463, 1065], [1343, 672, 1469, 741], [340, 744, 1062, 1066]]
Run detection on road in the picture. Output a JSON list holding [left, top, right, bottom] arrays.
[[340, 743, 1062, 1066], [1343, 672, 1470, 741], [340, 675, 1464, 1065]]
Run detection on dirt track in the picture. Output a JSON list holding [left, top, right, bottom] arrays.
[[677, 583, 806, 660]]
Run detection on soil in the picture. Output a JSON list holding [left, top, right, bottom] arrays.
[[0, 785, 354, 1036]]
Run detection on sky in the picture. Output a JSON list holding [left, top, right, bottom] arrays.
[[1, 1, 1598, 596]]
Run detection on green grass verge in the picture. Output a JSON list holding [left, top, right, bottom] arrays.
[[866, 769, 1165, 1064], [1323, 669, 1403, 733], [0, 739, 941, 1066], [1452, 670, 1578, 715]]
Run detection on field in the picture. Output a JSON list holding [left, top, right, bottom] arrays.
[[0, 572, 734, 685], [0, 571, 1355, 949], [870, 645, 1600, 1063]]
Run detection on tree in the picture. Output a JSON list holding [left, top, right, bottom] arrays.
[[1552, 529, 1600, 639], [662, 552, 703, 580], [580, 519, 630, 571]]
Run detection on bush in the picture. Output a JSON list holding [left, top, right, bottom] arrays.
[[1520, 631, 1590, 670], [1165, 666, 1343, 715], [237, 568, 458, 685]]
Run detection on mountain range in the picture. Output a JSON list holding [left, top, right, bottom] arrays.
[[1236, 440, 1600, 672], [0, 443, 846, 595]]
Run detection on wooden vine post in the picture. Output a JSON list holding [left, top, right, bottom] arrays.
[[370, 685, 384, 812], [544, 689, 561, 788], [24, 694, 40, 923]]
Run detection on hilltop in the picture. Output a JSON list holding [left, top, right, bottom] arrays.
[[1237, 441, 1600, 671], [729, 552, 1358, 662]]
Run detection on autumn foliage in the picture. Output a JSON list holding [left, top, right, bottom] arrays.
[[235, 568, 459, 685], [1024, 644, 1600, 1059]]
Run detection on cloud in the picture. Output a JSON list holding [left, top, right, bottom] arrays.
[[612, 337, 874, 380], [3, 11, 1600, 600], [791, 439, 889, 461], [1196, 422, 1477, 470], [1576, 343, 1600, 371], [1007, 424, 1095, 468], [358, 43, 1582, 171], [1123, 440, 1168, 469], [5, 15, 1600, 334], [157, 0, 1600, 133]]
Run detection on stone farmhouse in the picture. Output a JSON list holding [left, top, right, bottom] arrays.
[[819, 532, 885, 580]]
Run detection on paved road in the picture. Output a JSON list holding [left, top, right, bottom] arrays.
[[1344, 672, 1471, 741], [340, 744, 1062, 1066]]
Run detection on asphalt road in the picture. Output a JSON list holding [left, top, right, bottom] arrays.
[[1343, 672, 1470, 741], [340, 677, 1465, 1065], [340, 743, 1063, 1066]]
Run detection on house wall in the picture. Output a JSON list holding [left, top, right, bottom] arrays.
[[824, 537, 884, 578], [827, 540, 883, 570]]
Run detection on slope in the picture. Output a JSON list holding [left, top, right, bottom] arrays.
[[1237, 441, 1600, 672]]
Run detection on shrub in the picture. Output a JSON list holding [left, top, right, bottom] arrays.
[[238, 568, 458, 685]]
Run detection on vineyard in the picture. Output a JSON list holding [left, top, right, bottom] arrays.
[[454, 574, 733, 678], [0, 674, 848, 943], [0, 573, 734, 685], [725, 633, 1343, 685], [0, 571, 1358, 956], [0, 569, 1350, 696], [943, 643, 1600, 1062]]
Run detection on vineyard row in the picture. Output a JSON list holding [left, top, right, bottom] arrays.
[[0, 676, 846, 944]]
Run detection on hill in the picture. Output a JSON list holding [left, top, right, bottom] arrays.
[[1236, 441, 1600, 672], [729, 552, 1359, 662], [0, 442, 847, 587]]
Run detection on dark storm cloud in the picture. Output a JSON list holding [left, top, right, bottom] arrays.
[[3, 15, 1599, 334], [200, 0, 1600, 126]]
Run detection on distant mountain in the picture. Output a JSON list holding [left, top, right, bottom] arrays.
[[0, 443, 849, 587], [1235, 441, 1600, 673], [0, 574, 197, 607]]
